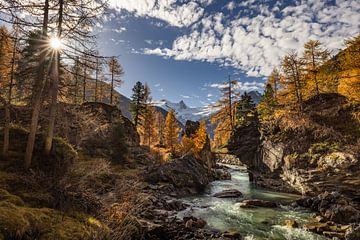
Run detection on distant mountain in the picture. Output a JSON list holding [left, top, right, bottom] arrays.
[[248, 90, 262, 104], [116, 92, 185, 128], [153, 99, 217, 125], [116, 89, 262, 137]]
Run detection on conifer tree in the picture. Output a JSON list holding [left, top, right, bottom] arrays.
[[0, 26, 15, 157], [141, 106, 157, 147], [130, 81, 146, 128], [164, 110, 180, 154], [280, 52, 305, 111], [257, 84, 277, 121], [303, 40, 330, 97], [236, 92, 256, 126], [139, 84, 158, 147], [211, 77, 239, 148], [108, 57, 124, 105], [193, 120, 207, 155], [268, 68, 280, 99]]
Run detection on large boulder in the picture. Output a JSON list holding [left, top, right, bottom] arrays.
[[145, 157, 213, 195], [239, 199, 278, 208], [213, 189, 243, 198]]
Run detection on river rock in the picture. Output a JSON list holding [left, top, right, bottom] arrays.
[[213, 189, 243, 198], [345, 225, 360, 240], [296, 191, 360, 224], [222, 231, 242, 239], [239, 199, 278, 208], [183, 216, 207, 229], [213, 169, 231, 180]]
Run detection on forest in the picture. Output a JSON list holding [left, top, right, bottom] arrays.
[[0, 0, 360, 240]]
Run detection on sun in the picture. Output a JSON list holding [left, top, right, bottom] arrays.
[[49, 37, 62, 50]]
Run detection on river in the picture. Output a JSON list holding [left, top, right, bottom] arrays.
[[178, 165, 327, 240]]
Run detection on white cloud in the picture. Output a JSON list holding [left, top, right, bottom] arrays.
[[226, 2, 236, 11], [181, 95, 191, 99], [209, 81, 264, 92], [154, 83, 161, 87], [108, 0, 206, 27], [114, 27, 126, 33], [207, 93, 213, 97], [143, 0, 360, 77]]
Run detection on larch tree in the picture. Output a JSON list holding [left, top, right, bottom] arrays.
[[108, 56, 124, 105], [0, 26, 16, 157], [141, 106, 157, 147], [211, 77, 239, 148], [130, 81, 146, 128], [338, 35, 360, 103], [155, 110, 165, 146], [164, 110, 180, 154], [268, 68, 280, 99], [24, 0, 50, 169], [280, 52, 306, 111], [303, 40, 330, 98], [193, 120, 207, 156], [139, 84, 157, 147], [44, 0, 64, 155]]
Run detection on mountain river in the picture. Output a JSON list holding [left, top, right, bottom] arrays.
[[178, 165, 327, 240]]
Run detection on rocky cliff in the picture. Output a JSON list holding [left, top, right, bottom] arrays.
[[228, 93, 360, 196]]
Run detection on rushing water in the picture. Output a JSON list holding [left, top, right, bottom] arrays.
[[179, 165, 327, 240]]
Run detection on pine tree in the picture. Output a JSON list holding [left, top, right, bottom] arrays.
[[303, 40, 330, 97], [108, 57, 124, 105], [257, 84, 277, 121], [164, 110, 180, 154], [130, 81, 146, 128], [236, 92, 256, 126]]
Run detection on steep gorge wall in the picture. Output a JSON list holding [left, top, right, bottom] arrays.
[[228, 93, 360, 196]]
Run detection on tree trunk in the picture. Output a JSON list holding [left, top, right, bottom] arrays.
[[3, 37, 17, 157], [83, 65, 87, 103], [110, 69, 114, 105], [74, 57, 79, 104], [24, 0, 49, 169], [44, 0, 63, 155], [95, 59, 98, 102]]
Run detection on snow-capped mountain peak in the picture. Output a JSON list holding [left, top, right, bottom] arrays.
[[153, 99, 216, 124]]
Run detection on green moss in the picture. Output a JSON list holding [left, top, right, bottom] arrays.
[[0, 190, 107, 240]]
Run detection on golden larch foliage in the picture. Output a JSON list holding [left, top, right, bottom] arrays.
[[164, 110, 180, 153]]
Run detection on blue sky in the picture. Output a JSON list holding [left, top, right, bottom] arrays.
[[96, 0, 359, 107]]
